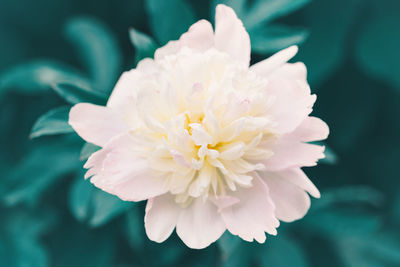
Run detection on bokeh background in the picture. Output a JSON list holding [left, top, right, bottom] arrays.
[[1, 0, 400, 266]]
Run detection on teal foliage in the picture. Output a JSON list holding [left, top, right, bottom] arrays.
[[1, 0, 400, 266]]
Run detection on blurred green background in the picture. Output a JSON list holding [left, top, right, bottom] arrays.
[[1, 0, 400, 266]]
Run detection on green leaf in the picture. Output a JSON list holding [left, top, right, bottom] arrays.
[[125, 206, 146, 251], [244, 0, 310, 28], [217, 232, 242, 259], [304, 208, 382, 237], [320, 145, 338, 165], [0, 60, 89, 96], [68, 176, 133, 227], [80, 142, 100, 161], [0, 210, 55, 267], [146, 0, 196, 45], [250, 25, 308, 54], [356, 16, 400, 90], [2, 137, 81, 206], [311, 186, 385, 211], [337, 233, 400, 267], [30, 106, 73, 139], [89, 190, 133, 227], [64, 17, 122, 93], [129, 28, 157, 64], [297, 0, 361, 86], [259, 236, 309, 267], [68, 176, 95, 222], [52, 82, 107, 105]]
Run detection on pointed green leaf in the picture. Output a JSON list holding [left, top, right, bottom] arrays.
[[80, 142, 100, 161], [68, 176, 95, 221], [251, 25, 308, 54], [2, 137, 81, 206], [52, 82, 107, 105], [30, 106, 73, 139], [68, 174, 133, 227], [0, 60, 89, 95], [244, 0, 310, 28], [89, 190, 133, 227], [129, 28, 157, 64], [64, 17, 122, 93], [146, 0, 196, 45], [125, 206, 146, 251]]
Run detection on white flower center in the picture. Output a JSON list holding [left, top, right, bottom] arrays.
[[127, 48, 278, 204]]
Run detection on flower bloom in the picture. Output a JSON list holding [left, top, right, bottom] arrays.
[[69, 4, 329, 249]]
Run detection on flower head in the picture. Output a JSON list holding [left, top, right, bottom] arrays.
[[69, 4, 329, 249]]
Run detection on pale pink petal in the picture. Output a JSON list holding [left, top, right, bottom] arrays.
[[176, 198, 226, 249], [290, 116, 329, 142], [154, 40, 181, 60], [268, 62, 307, 81], [274, 168, 320, 198], [267, 79, 316, 134], [220, 173, 279, 243], [180, 20, 214, 51], [260, 171, 311, 222], [215, 4, 250, 65], [145, 194, 180, 243], [264, 137, 325, 171], [107, 69, 139, 112], [251, 45, 298, 75], [136, 58, 160, 75], [69, 103, 128, 146], [211, 195, 240, 212], [85, 134, 168, 201]]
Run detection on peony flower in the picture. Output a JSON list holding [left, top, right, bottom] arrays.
[[69, 4, 329, 249]]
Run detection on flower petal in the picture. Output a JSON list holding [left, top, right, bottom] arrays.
[[290, 116, 330, 142], [154, 40, 181, 60], [145, 194, 180, 243], [264, 138, 325, 171], [260, 171, 311, 222], [215, 4, 250, 65], [107, 69, 138, 112], [267, 79, 316, 134], [180, 19, 214, 52], [268, 62, 307, 81], [277, 168, 320, 198], [250, 45, 298, 76], [220, 173, 279, 243], [176, 198, 226, 249], [69, 103, 128, 146], [86, 134, 168, 201]]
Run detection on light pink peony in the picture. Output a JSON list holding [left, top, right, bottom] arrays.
[[69, 4, 329, 249]]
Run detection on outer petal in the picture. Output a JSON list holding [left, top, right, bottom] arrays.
[[277, 168, 320, 198], [107, 69, 138, 111], [260, 171, 311, 222], [85, 134, 168, 201], [267, 79, 316, 134], [215, 4, 250, 65], [290, 116, 329, 142], [154, 40, 181, 61], [176, 198, 226, 249], [250, 45, 298, 76], [180, 20, 214, 52], [268, 62, 307, 81], [220, 173, 279, 243], [69, 103, 128, 146], [264, 138, 325, 171], [145, 194, 180, 243]]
